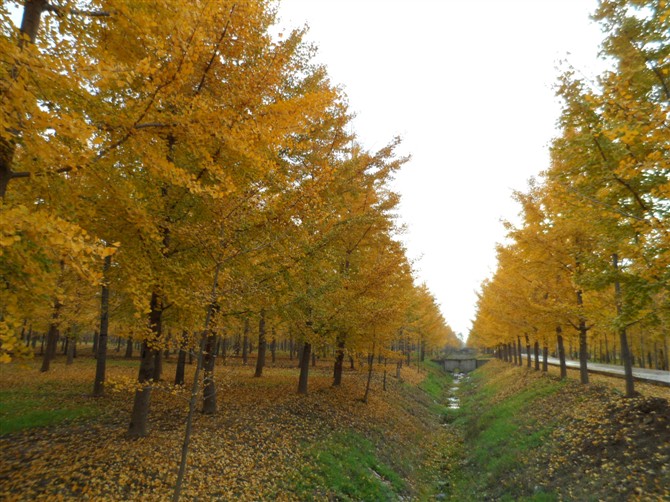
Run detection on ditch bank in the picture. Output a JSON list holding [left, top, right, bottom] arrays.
[[436, 359, 670, 501]]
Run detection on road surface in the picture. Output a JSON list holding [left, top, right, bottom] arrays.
[[519, 354, 670, 386]]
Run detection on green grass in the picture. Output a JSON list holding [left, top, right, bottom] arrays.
[[446, 367, 566, 500], [293, 431, 405, 501], [0, 379, 101, 435]]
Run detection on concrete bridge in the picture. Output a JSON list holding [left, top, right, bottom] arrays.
[[439, 358, 489, 373]]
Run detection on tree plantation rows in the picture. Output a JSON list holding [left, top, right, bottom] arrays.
[[469, 0, 669, 396], [0, 0, 460, 443]]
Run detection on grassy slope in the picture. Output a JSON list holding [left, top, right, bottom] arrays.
[[443, 360, 670, 501]]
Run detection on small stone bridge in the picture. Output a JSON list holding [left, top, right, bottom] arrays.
[[436, 357, 489, 373]]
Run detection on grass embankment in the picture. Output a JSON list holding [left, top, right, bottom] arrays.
[[0, 354, 454, 500], [443, 360, 670, 501]]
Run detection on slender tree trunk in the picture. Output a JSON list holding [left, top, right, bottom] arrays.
[[525, 334, 531, 368], [242, 318, 249, 365], [40, 300, 62, 373], [254, 309, 267, 378], [517, 337, 522, 366], [66, 336, 75, 365], [270, 328, 276, 365], [125, 338, 133, 358], [128, 291, 162, 438], [172, 334, 206, 502], [202, 264, 223, 414], [613, 253, 635, 397], [202, 332, 217, 414], [297, 342, 311, 394], [153, 350, 163, 381], [363, 342, 376, 403], [557, 327, 567, 380], [92, 330, 99, 357], [175, 348, 186, 386], [533, 341, 540, 371], [576, 289, 589, 385], [333, 336, 345, 386], [604, 333, 610, 363], [542, 345, 548, 372]]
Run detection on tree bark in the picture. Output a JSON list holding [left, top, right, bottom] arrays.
[[202, 264, 223, 414], [576, 290, 589, 385], [270, 334, 276, 365], [333, 336, 345, 386], [517, 337, 522, 366], [525, 334, 531, 368], [612, 253, 635, 397], [254, 309, 266, 378], [542, 345, 548, 372], [40, 299, 62, 372], [125, 338, 133, 358], [297, 342, 311, 394], [175, 348, 186, 386], [66, 336, 75, 365], [363, 342, 376, 403], [242, 317, 249, 365], [128, 290, 162, 438], [557, 327, 567, 380], [533, 341, 540, 371]]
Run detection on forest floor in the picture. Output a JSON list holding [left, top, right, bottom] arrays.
[[0, 352, 452, 500], [0, 352, 669, 500]]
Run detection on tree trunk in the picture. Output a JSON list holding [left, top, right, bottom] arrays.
[[576, 289, 589, 385], [66, 337, 75, 365], [525, 334, 531, 368], [517, 337, 522, 366], [242, 317, 249, 365], [363, 342, 376, 403], [175, 348, 186, 386], [125, 338, 133, 358], [92, 330, 99, 358], [254, 309, 266, 378], [128, 291, 162, 438], [557, 327, 567, 380], [173, 334, 206, 502], [153, 350, 163, 381], [202, 332, 217, 414], [533, 341, 540, 371], [613, 253, 635, 397], [40, 300, 62, 372], [201, 264, 223, 414], [297, 342, 311, 394], [270, 330, 276, 366], [542, 345, 548, 372], [333, 336, 345, 386]]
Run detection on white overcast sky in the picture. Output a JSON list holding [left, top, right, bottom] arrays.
[[275, 0, 606, 338]]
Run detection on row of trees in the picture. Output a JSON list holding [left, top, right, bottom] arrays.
[[1, 0, 458, 437], [469, 0, 669, 396]]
